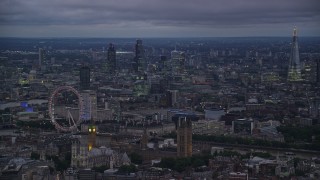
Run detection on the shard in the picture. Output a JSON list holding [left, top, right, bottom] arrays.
[[288, 27, 302, 81]]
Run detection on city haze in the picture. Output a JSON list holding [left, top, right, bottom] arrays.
[[0, 0, 320, 37]]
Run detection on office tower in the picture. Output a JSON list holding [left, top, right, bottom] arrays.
[[160, 55, 167, 72], [80, 66, 90, 90], [81, 90, 98, 122], [38, 48, 46, 69], [134, 39, 145, 72], [166, 90, 178, 107], [107, 43, 116, 74], [171, 50, 185, 73], [177, 116, 192, 157], [288, 27, 302, 81]]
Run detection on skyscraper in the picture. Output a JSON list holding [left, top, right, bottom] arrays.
[[160, 55, 168, 72], [134, 39, 145, 72], [177, 116, 192, 157], [107, 43, 116, 74], [288, 27, 302, 81], [81, 90, 97, 121], [80, 66, 90, 90], [171, 50, 185, 73], [38, 48, 46, 69]]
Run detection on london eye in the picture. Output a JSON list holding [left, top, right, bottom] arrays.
[[48, 86, 84, 132]]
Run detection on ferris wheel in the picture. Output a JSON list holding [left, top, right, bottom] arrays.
[[48, 86, 83, 132]]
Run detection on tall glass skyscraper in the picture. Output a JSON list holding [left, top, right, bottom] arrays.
[[107, 43, 116, 74], [288, 27, 302, 81], [80, 66, 90, 90], [171, 50, 185, 74], [38, 48, 46, 70], [134, 39, 145, 72]]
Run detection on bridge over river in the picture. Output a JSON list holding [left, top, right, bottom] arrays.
[[193, 141, 320, 159]]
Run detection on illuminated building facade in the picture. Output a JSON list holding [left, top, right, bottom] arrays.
[[288, 27, 302, 81], [88, 125, 96, 151], [71, 135, 112, 169], [71, 135, 131, 169]]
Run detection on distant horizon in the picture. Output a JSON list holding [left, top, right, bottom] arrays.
[[1, 35, 320, 39], [1, 0, 319, 38]]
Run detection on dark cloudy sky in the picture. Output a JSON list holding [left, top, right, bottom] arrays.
[[0, 0, 319, 37]]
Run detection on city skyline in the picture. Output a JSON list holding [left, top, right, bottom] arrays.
[[0, 0, 320, 37], [0, 22, 320, 179]]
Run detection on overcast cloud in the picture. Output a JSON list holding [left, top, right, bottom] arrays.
[[0, 0, 319, 37]]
